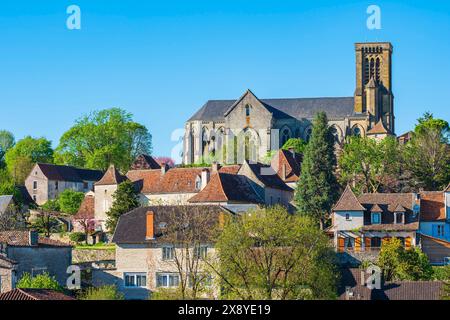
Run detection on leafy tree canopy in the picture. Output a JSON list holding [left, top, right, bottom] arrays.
[[415, 112, 449, 139], [59, 189, 85, 215], [105, 180, 140, 233], [54, 108, 152, 172], [282, 138, 307, 154], [16, 272, 63, 292], [0, 130, 15, 166]]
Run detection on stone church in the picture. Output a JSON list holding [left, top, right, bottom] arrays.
[[183, 42, 395, 165]]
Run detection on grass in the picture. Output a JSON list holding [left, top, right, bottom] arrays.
[[74, 242, 115, 250]]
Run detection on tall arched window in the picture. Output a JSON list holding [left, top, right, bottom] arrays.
[[376, 58, 381, 82], [352, 126, 362, 137], [245, 105, 251, 117], [282, 128, 290, 146]]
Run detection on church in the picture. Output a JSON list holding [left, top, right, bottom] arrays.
[[183, 42, 395, 165]]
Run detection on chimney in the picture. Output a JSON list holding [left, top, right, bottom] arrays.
[[146, 211, 155, 240], [201, 169, 210, 190], [161, 163, 169, 175], [212, 161, 221, 173], [29, 230, 39, 246]]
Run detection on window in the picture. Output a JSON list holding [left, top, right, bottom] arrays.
[[245, 105, 251, 117], [345, 213, 351, 221], [433, 225, 445, 238], [33, 195, 37, 202], [55, 181, 59, 190], [33, 181, 38, 190], [194, 246, 208, 259], [352, 126, 361, 137], [371, 212, 381, 224], [124, 273, 147, 288], [371, 237, 381, 248], [162, 246, 175, 261], [188, 274, 212, 288], [395, 212, 404, 224], [156, 273, 179, 288]]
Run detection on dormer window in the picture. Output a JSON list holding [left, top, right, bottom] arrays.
[[371, 212, 381, 224], [245, 105, 251, 117], [195, 176, 202, 191], [395, 212, 404, 224]]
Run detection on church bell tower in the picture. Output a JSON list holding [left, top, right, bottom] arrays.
[[354, 42, 394, 133]]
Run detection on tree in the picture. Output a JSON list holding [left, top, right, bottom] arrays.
[[403, 113, 450, 191], [210, 206, 338, 300], [282, 138, 307, 154], [0, 169, 23, 206], [4, 136, 53, 184], [74, 209, 96, 245], [31, 202, 62, 237], [377, 238, 433, 281], [59, 189, 85, 215], [16, 272, 63, 292], [54, 108, 152, 172], [339, 136, 401, 193], [79, 285, 124, 300], [150, 206, 221, 300], [295, 112, 340, 229], [0, 130, 15, 167], [105, 180, 140, 233]]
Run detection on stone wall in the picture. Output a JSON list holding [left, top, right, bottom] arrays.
[[72, 249, 115, 264]]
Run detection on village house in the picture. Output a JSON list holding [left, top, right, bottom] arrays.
[[24, 163, 104, 205], [0, 230, 72, 293], [329, 186, 421, 264], [92, 205, 229, 300]]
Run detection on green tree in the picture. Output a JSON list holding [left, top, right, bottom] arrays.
[[403, 113, 450, 190], [0, 130, 15, 167], [59, 189, 85, 215], [54, 108, 152, 172], [377, 238, 433, 281], [295, 112, 339, 229], [4, 136, 53, 184], [105, 180, 140, 233], [282, 138, 307, 154], [0, 169, 23, 206], [339, 136, 401, 193], [16, 272, 63, 292], [79, 285, 124, 300], [210, 206, 338, 300]]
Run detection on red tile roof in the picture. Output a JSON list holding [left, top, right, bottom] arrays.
[[0, 289, 75, 300], [420, 191, 446, 221], [367, 120, 393, 135], [271, 149, 302, 183], [218, 165, 241, 175], [130, 154, 161, 170], [333, 185, 366, 211], [188, 173, 264, 204], [73, 194, 95, 219], [0, 231, 72, 247], [95, 165, 128, 186]]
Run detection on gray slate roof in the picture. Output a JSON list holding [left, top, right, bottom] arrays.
[[189, 96, 363, 122], [0, 195, 14, 215]]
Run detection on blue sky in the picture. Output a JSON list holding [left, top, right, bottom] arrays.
[[0, 0, 449, 162]]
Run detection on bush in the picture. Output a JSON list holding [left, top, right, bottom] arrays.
[[16, 272, 63, 292], [69, 232, 86, 244], [59, 189, 85, 215], [79, 285, 124, 300]]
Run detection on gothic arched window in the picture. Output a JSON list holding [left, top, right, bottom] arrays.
[[352, 126, 362, 137], [376, 58, 381, 82], [282, 128, 290, 146]]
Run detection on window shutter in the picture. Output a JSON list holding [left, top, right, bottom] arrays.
[[355, 237, 361, 252], [405, 237, 412, 249], [338, 237, 345, 252], [365, 237, 371, 248]]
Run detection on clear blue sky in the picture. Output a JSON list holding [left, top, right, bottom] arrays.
[[1, 1, 449, 162]]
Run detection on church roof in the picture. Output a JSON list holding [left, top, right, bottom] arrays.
[[367, 120, 393, 135], [188, 92, 361, 122]]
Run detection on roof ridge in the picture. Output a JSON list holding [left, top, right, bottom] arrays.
[[215, 172, 229, 201], [18, 288, 39, 300]]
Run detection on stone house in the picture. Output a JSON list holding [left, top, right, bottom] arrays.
[[329, 186, 420, 264], [92, 206, 228, 300], [0, 230, 72, 292], [24, 163, 104, 205]]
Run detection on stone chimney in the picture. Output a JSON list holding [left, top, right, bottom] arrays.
[[201, 169, 210, 190], [29, 230, 39, 246], [146, 211, 155, 240], [212, 161, 221, 173], [161, 162, 169, 175]]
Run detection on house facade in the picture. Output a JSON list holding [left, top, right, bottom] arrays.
[[24, 163, 104, 205], [0, 231, 72, 293], [330, 186, 420, 263], [183, 42, 395, 165]]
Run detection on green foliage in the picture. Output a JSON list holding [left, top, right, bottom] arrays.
[[16, 272, 63, 291], [41, 199, 61, 212], [339, 136, 401, 193], [54, 108, 152, 172], [59, 189, 85, 215], [79, 285, 124, 300], [295, 112, 339, 229], [0, 130, 15, 167], [215, 206, 338, 300], [377, 238, 433, 281], [4, 136, 53, 184], [432, 265, 450, 280], [403, 113, 450, 191], [151, 287, 187, 300], [106, 180, 140, 233], [0, 169, 23, 206], [69, 232, 86, 244], [282, 138, 307, 154]]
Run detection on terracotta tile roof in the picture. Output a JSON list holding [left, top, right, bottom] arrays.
[[113, 205, 231, 244], [0, 255, 17, 268], [0, 289, 75, 300], [95, 165, 128, 186], [0, 231, 72, 247], [130, 154, 161, 170], [333, 185, 366, 211], [420, 191, 446, 221], [370, 204, 383, 212], [218, 165, 241, 175], [73, 194, 95, 219], [444, 183, 450, 192], [188, 173, 264, 204], [36, 163, 103, 182], [367, 120, 393, 135], [126, 167, 208, 194], [339, 268, 444, 300], [394, 203, 407, 212], [271, 149, 302, 183], [244, 162, 293, 191]]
